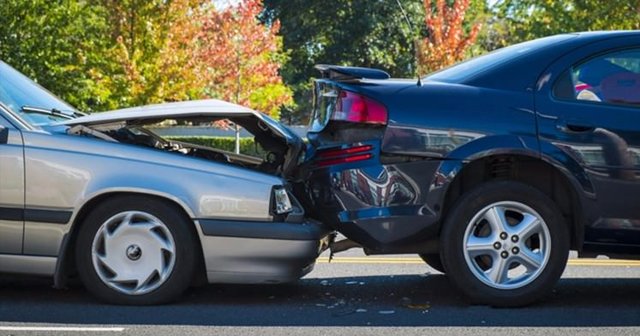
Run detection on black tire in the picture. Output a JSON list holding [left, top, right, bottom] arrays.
[[419, 253, 446, 273], [440, 181, 569, 307], [75, 195, 198, 305]]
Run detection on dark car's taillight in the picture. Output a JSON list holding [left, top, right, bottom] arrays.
[[315, 144, 373, 167], [332, 90, 387, 125]]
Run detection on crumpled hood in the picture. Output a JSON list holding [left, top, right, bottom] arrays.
[[59, 99, 305, 178], [60, 99, 256, 126]]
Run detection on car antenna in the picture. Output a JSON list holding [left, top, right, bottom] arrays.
[[394, 0, 422, 86]]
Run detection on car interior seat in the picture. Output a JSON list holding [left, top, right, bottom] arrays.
[[601, 72, 640, 105]]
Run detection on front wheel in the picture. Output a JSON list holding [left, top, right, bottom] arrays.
[[76, 196, 198, 305], [440, 181, 569, 307]]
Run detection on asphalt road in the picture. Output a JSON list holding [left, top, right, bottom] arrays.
[[0, 250, 639, 336]]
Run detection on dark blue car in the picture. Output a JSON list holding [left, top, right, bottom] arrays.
[[300, 31, 640, 306]]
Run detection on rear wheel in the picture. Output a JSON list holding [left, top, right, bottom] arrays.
[[440, 181, 569, 307], [419, 253, 446, 273], [76, 195, 197, 305]]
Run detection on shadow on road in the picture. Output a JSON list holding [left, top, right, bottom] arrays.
[[0, 274, 639, 327]]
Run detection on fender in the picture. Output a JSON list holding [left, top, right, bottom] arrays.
[[431, 135, 595, 192], [54, 186, 200, 289], [429, 135, 595, 207], [446, 134, 540, 162], [537, 140, 595, 195], [427, 134, 541, 214], [427, 134, 594, 249], [432, 134, 594, 195]]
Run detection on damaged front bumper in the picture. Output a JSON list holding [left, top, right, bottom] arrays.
[[196, 218, 331, 284]]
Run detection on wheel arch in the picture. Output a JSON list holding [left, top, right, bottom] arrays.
[[436, 149, 591, 252], [54, 190, 206, 289]]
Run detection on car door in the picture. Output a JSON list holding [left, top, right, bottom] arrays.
[[0, 111, 24, 254], [536, 36, 640, 247]]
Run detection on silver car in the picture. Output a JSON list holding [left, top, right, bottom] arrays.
[[0, 61, 330, 304]]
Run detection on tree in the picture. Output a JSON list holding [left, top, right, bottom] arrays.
[[198, 0, 292, 118], [92, 0, 207, 109], [496, 0, 640, 46], [416, 0, 482, 74], [261, 0, 425, 123], [0, 1, 113, 111], [0, 0, 207, 112]]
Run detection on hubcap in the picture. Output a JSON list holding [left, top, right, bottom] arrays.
[[126, 245, 142, 261], [91, 211, 176, 296], [463, 201, 551, 290]]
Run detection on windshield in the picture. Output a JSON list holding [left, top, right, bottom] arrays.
[[0, 61, 76, 125], [425, 34, 578, 83]]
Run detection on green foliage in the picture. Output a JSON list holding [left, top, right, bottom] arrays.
[[496, 0, 640, 47], [198, 0, 293, 119], [0, 0, 292, 116], [4, 0, 638, 123], [261, 0, 425, 123], [88, 0, 208, 109], [0, 1, 114, 111], [166, 136, 265, 156]]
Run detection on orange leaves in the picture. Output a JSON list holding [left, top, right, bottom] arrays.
[[417, 0, 481, 74], [90, 0, 291, 116], [97, 0, 209, 107], [196, 0, 292, 118]]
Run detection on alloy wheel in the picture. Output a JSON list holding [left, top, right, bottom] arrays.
[[462, 201, 551, 290]]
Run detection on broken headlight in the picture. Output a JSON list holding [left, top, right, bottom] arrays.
[[272, 186, 293, 215]]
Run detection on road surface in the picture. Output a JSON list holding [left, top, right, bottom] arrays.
[[0, 250, 638, 335]]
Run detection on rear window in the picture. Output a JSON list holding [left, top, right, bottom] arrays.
[[426, 34, 577, 83]]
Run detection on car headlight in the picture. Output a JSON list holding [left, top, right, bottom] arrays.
[[273, 187, 293, 215]]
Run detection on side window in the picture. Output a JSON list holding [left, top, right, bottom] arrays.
[[553, 49, 640, 107]]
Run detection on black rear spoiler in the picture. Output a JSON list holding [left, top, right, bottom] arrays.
[[315, 64, 390, 81]]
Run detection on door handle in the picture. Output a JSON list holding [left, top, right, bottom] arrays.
[[556, 121, 594, 133]]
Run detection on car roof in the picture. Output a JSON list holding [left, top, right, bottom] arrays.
[[463, 31, 640, 90], [572, 30, 640, 38]]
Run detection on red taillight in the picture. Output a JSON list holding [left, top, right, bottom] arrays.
[[332, 90, 387, 125], [316, 144, 373, 167], [317, 144, 372, 159], [317, 154, 372, 167]]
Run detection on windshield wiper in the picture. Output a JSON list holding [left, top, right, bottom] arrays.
[[21, 105, 84, 119]]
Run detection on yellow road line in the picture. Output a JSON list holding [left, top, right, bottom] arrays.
[[316, 257, 640, 267]]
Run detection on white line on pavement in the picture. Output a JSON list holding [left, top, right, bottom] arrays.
[[0, 326, 125, 332]]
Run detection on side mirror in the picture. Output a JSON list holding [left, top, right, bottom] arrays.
[[0, 126, 8, 144]]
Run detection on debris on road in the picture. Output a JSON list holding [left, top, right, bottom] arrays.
[[407, 303, 431, 310]]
